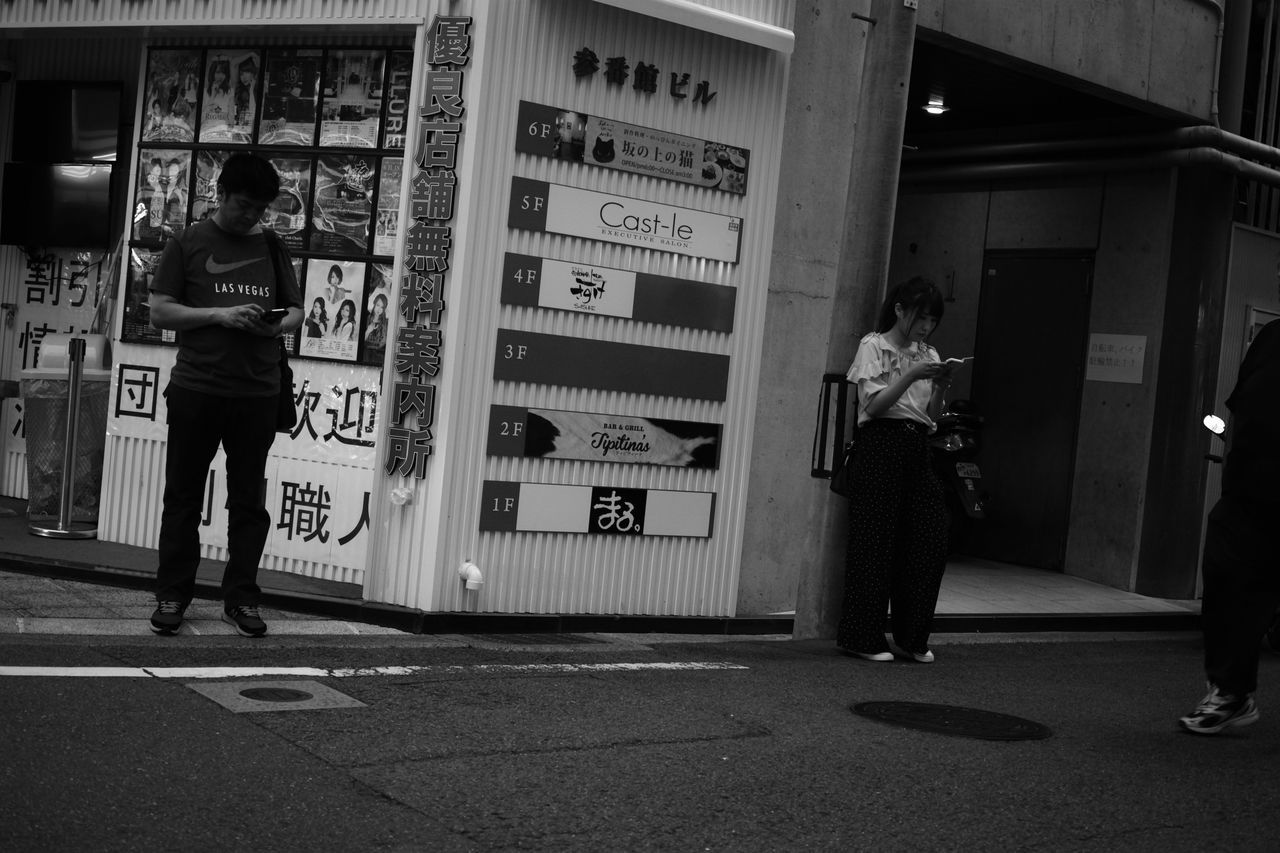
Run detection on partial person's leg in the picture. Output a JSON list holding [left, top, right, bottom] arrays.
[[1202, 497, 1276, 696], [220, 393, 277, 609], [838, 427, 908, 655], [890, 440, 950, 656], [155, 386, 224, 605]]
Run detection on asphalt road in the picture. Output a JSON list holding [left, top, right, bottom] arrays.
[[2, 630, 1278, 852]]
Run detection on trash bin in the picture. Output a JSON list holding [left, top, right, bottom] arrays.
[[20, 334, 111, 532]]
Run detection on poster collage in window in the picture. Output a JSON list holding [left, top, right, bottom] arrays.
[[122, 45, 412, 370]]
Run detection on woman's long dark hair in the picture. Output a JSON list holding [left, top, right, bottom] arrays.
[[875, 276, 945, 334]]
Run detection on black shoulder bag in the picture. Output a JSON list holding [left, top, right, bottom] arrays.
[[262, 231, 298, 433], [829, 392, 859, 498]]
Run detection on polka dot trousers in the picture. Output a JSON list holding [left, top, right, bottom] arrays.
[[837, 418, 950, 655]]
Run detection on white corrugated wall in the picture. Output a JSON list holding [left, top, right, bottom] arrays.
[[366, 0, 793, 615], [1, 0, 793, 613]]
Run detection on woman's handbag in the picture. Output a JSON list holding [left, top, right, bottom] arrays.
[[829, 438, 856, 498]]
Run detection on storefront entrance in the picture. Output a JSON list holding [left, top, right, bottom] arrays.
[[965, 252, 1093, 571]]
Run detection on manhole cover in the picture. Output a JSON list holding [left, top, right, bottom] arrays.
[[239, 687, 315, 703], [852, 701, 1052, 741], [187, 680, 366, 713]]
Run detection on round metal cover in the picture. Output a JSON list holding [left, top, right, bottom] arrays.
[[239, 687, 315, 703], [852, 701, 1052, 741]]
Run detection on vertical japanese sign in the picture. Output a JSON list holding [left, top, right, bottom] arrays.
[[383, 15, 472, 478]]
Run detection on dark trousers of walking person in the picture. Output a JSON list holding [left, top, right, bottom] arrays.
[[155, 385, 277, 608], [838, 419, 950, 655], [1200, 495, 1280, 696]]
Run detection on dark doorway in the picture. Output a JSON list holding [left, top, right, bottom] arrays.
[[964, 253, 1093, 570]]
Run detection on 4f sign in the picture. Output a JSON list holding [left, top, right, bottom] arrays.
[[508, 177, 742, 263]]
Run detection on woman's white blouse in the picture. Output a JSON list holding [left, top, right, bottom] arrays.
[[846, 332, 940, 429]]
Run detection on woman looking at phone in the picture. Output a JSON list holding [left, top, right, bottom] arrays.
[[838, 276, 954, 664]]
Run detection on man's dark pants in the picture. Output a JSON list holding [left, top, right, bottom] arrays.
[[1201, 494, 1280, 696], [155, 384, 277, 609]]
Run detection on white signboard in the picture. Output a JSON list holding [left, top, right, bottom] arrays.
[[508, 177, 742, 263]]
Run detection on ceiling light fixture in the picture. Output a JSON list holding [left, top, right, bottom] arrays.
[[923, 95, 949, 116]]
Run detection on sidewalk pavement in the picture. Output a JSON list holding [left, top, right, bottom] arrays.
[[0, 495, 1202, 637]]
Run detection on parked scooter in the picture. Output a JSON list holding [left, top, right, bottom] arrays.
[[929, 399, 987, 551]]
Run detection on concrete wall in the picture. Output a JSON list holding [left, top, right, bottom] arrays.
[[887, 171, 1177, 591], [735, 0, 867, 615], [1066, 171, 1174, 590], [887, 190, 989, 400], [918, 0, 1220, 120]]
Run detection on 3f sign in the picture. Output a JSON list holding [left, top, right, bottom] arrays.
[[520, 194, 545, 212], [503, 344, 528, 360]]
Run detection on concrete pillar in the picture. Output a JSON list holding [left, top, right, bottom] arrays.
[[793, 0, 918, 639]]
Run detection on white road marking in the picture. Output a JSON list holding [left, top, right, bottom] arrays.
[[0, 661, 749, 679]]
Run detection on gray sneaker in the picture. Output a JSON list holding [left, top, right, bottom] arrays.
[[1179, 684, 1260, 735], [222, 604, 267, 638]]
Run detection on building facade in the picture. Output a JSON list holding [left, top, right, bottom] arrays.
[[0, 0, 1270, 631]]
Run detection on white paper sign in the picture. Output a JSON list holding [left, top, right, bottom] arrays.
[[1086, 333, 1146, 384]]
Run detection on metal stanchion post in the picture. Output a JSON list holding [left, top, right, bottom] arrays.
[[29, 336, 97, 539]]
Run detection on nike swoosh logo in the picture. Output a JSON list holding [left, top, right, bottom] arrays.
[[205, 257, 262, 274]]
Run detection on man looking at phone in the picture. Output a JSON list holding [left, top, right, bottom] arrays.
[[147, 152, 303, 638]]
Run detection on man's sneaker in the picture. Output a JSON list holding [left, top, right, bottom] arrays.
[[149, 600, 186, 635], [222, 605, 268, 638], [1179, 684, 1260, 734]]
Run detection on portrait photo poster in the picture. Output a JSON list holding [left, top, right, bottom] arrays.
[[141, 49, 201, 145], [260, 49, 321, 147], [310, 154, 374, 254], [300, 258, 366, 362], [360, 262, 393, 366], [197, 51, 262, 144], [266, 156, 313, 250], [319, 49, 386, 148], [191, 149, 231, 223], [373, 157, 402, 256], [133, 148, 191, 243]]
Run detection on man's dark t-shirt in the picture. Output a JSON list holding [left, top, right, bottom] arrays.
[[1222, 318, 1280, 504], [150, 219, 302, 398]]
